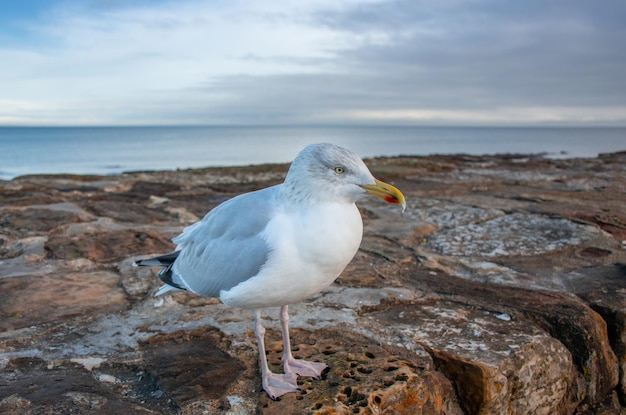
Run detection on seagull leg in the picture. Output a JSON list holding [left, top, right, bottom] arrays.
[[280, 305, 328, 379], [253, 309, 299, 399]]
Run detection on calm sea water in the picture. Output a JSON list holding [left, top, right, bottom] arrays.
[[0, 126, 624, 180]]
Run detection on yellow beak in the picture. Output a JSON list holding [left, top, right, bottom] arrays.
[[359, 178, 406, 212]]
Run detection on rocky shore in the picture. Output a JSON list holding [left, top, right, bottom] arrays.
[[1, 151, 625, 415]]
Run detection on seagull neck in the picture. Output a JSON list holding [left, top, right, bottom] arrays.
[[280, 183, 311, 206], [279, 178, 325, 208]]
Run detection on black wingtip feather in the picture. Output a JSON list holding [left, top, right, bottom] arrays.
[[135, 251, 180, 267], [158, 262, 186, 290], [135, 251, 187, 291]]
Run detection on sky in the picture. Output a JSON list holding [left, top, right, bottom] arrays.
[[1, 0, 625, 126]]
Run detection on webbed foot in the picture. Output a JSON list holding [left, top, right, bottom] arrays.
[[263, 371, 299, 400], [285, 358, 328, 380]]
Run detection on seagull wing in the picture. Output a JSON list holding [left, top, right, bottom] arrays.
[[170, 185, 279, 297]]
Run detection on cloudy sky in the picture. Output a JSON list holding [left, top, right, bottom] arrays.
[[1, 0, 625, 126]]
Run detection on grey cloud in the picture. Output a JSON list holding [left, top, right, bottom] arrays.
[[196, 0, 626, 122], [26, 0, 625, 125], [325, 1, 626, 106]]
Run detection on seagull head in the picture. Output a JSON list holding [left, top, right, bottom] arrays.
[[283, 143, 406, 211]]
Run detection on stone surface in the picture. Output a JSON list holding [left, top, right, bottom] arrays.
[[1, 151, 625, 414], [364, 298, 577, 415], [0, 271, 127, 332]]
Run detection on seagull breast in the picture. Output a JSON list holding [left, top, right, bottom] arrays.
[[219, 199, 362, 309]]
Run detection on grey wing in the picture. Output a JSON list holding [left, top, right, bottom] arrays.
[[170, 185, 279, 297]]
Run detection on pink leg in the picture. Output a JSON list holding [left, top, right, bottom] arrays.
[[253, 309, 298, 399], [280, 305, 328, 379]]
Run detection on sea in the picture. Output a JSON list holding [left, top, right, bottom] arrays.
[[0, 125, 624, 180]]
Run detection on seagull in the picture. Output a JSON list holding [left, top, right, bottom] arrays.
[[134, 143, 405, 399]]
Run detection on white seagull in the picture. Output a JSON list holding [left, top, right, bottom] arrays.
[[135, 143, 406, 399]]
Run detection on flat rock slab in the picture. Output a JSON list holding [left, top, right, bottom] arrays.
[[0, 271, 127, 331], [0, 357, 158, 415], [140, 328, 245, 405]]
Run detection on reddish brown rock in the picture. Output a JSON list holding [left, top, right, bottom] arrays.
[[255, 328, 462, 415], [565, 264, 626, 404], [1, 152, 624, 414], [0, 357, 158, 415], [401, 273, 620, 410], [0, 271, 127, 332], [0, 208, 79, 238], [45, 224, 174, 263], [360, 297, 579, 415], [140, 327, 245, 407]]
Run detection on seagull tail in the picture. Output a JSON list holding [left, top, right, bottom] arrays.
[[134, 251, 188, 295]]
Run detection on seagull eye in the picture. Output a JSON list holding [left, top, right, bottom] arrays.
[[334, 166, 345, 174]]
